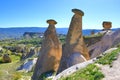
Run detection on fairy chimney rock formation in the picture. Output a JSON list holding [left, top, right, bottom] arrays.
[[103, 21, 112, 30], [32, 19, 62, 80], [57, 9, 90, 73]]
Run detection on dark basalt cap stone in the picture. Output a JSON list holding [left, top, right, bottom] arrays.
[[47, 19, 57, 25], [102, 21, 112, 24], [102, 21, 112, 29], [72, 9, 84, 16]]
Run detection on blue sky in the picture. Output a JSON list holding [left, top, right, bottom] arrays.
[[0, 0, 120, 29]]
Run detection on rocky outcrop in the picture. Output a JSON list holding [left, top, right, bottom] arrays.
[[20, 46, 40, 60], [57, 9, 90, 73], [89, 29, 120, 58], [103, 21, 112, 30], [53, 47, 118, 80], [54, 59, 94, 80], [0, 47, 3, 55], [21, 47, 35, 60], [84, 35, 103, 47], [2, 54, 11, 63], [15, 44, 26, 53], [23, 32, 43, 39], [17, 58, 37, 72], [32, 19, 62, 80]]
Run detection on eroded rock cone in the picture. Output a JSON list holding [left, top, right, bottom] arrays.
[[32, 19, 62, 80], [57, 9, 90, 73]]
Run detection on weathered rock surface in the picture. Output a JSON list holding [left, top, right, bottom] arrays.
[[57, 9, 90, 73], [32, 19, 62, 80], [67, 53, 87, 67], [15, 44, 26, 53], [84, 35, 103, 47], [54, 59, 94, 80], [21, 47, 35, 59], [89, 29, 120, 58], [21, 46, 41, 60], [17, 58, 37, 72], [2, 54, 11, 63], [53, 47, 118, 80]]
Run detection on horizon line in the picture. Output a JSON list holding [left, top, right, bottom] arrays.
[[0, 27, 119, 30]]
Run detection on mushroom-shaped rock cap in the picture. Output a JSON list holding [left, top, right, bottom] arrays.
[[47, 19, 57, 25], [72, 9, 84, 16], [102, 21, 112, 29], [102, 21, 112, 25]]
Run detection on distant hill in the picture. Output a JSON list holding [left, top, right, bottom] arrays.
[[0, 27, 119, 40], [0, 27, 46, 40]]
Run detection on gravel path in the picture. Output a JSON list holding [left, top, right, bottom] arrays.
[[100, 53, 120, 80]]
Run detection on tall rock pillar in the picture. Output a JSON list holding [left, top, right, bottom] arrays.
[[32, 19, 62, 80], [57, 9, 90, 73]]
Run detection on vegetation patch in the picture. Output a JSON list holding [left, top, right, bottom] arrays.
[[59, 64, 104, 80], [96, 47, 120, 65], [84, 33, 104, 39], [0, 62, 20, 80], [10, 54, 21, 62], [39, 70, 55, 80], [17, 38, 42, 46], [0, 38, 40, 80], [59, 36, 66, 44]]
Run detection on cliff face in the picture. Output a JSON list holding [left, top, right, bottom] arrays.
[[32, 20, 62, 80], [57, 9, 90, 73], [23, 32, 43, 39], [84, 35, 103, 47], [89, 29, 120, 58]]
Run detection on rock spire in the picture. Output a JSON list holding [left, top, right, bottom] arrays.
[[32, 19, 62, 80], [57, 9, 90, 73]]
